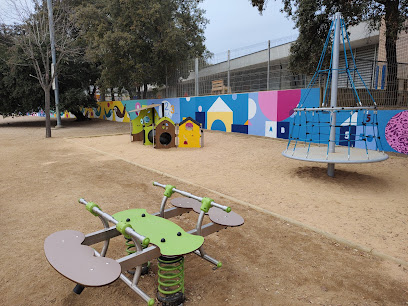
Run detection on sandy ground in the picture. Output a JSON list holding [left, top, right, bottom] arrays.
[[0, 116, 407, 305]]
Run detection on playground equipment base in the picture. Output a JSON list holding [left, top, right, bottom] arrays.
[[282, 146, 389, 164]]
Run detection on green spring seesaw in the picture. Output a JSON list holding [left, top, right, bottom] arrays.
[[44, 182, 244, 305]]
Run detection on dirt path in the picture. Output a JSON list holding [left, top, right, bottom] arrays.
[[69, 121, 408, 264], [0, 117, 407, 305]]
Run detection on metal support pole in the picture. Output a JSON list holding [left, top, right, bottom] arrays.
[[328, 12, 342, 177], [227, 50, 231, 93], [165, 65, 168, 98], [159, 196, 168, 218], [267, 40, 270, 91], [371, 44, 377, 89], [47, 0, 61, 127], [195, 58, 199, 96]]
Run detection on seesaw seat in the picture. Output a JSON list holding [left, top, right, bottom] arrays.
[[170, 197, 205, 214], [113, 208, 204, 256], [170, 197, 244, 227], [44, 230, 121, 287]]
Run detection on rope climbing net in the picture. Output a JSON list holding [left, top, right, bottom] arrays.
[[283, 13, 388, 166], [284, 106, 388, 163]]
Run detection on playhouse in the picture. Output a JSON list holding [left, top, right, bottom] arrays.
[[129, 104, 163, 142], [144, 117, 177, 149], [178, 117, 203, 148], [128, 104, 203, 149]]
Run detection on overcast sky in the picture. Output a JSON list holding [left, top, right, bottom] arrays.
[[199, 0, 298, 55]]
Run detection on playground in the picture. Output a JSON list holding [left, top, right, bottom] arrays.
[[0, 116, 407, 305]]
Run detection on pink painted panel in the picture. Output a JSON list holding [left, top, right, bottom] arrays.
[[258, 91, 278, 121], [276, 89, 302, 122]]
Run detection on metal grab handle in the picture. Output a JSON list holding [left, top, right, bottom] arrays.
[[78, 198, 149, 245], [153, 182, 231, 212]]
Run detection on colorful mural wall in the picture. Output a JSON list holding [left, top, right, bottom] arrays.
[[26, 110, 76, 118], [81, 98, 180, 124], [80, 89, 408, 155]]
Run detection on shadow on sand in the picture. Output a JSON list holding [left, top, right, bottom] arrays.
[[293, 165, 389, 190]]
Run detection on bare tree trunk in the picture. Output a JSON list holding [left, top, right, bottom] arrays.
[[137, 86, 141, 99], [90, 85, 96, 99], [100, 89, 105, 101], [44, 88, 51, 138], [385, 0, 400, 105], [143, 83, 148, 99]]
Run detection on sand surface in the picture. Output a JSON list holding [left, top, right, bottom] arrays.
[[0, 116, 407, 305]]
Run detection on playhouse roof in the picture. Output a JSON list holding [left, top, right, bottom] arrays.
[[157, 116, 175, 126], [128, 103, 162, 113], [179, 117, 201, 127]]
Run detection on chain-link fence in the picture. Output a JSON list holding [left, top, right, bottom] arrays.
[[151, 38, 408, 109]]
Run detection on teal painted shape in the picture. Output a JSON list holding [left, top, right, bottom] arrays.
[[95, 106, 101, 117], [113, 209, 204, 256], [211, 119, 226, 132]]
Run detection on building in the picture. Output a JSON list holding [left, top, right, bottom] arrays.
[[164, 20, 407, 103]]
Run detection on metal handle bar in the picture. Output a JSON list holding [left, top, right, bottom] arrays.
[[153, 182, 230, 212], [78, 198, 148, 244]]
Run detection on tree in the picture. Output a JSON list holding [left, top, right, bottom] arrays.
[[1, 20, 98, 121], [57, 55, 99, 120], [74, 0, 208, 98], [0, 24, 44, 116], [5, 0, 82, 137], [251, 0, 408, 101]]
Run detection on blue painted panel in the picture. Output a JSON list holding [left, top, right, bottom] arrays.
[[355, 126, 377, 150], [247, 92, 267, 136], [231, 124, 248, 134], [227, 93, 248, 125], [195, 112, 206, 128], [299, 88, 321, 108], [339, 126, 356, 147], [277, 122, 290, 139], [180, 97, 196, 120]]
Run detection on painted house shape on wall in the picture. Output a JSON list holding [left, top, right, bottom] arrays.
[[207, 97, 233, 132], [178, 117, 202, 148]]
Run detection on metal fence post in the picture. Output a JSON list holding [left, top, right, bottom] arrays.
[[195, 58, 199, 96], [227, 50, 231, 93], [279, 63, 282, 90], [165, 65, 168, 98], [267, 40, 270, 91]]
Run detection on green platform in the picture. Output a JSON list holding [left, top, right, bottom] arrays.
[[113, 209, 204, 256]]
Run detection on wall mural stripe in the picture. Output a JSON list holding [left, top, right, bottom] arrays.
[[80, 89, 408, 155]]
